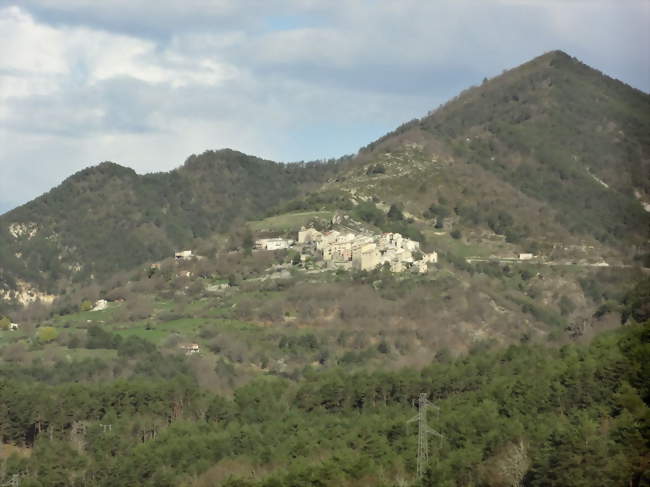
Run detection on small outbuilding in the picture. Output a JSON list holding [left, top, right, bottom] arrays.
[[92, 299, 108, 311], [180, 343, 200, 355], [255, 238, 292, 251], [175, 250, 194, 261]]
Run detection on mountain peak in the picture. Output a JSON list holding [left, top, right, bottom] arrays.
[[0, 51, 647, 300], [539, 49, 571, 61], [54, 161, 136, 187], [181, 148, 276, 174], [83, 161, 137, 177]]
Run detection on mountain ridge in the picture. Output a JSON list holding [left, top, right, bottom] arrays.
[[0, 149, 341, 298], [1, 50, 648, 304], [331, 50, 649, 253]]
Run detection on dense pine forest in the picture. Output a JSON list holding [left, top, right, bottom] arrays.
[[0, 279, 647, 486]]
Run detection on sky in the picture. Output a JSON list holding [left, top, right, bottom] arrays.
[[1, 0, 648, 215]]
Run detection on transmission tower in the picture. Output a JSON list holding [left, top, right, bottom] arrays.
[[407, 393, 444, 479], [2, 474, 21, 487]]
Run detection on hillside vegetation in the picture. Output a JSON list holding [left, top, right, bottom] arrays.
[[326, 51, 649, 262], [1, 51, 648, 304], [0, 150, 341, 297], [0, 50, 649, 486], [0, 293, 647, 486]]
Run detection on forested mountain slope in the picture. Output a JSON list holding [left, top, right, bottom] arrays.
[[1, 50, 648, 302], [1, 314, 647, 486], [0, 150, 340, 296], [318, 50, 649, 260], [0, 49, 649, 486]]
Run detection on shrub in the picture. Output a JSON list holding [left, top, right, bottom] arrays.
[[37, 326, 59, 343]]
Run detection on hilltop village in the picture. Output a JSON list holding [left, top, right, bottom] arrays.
[[255, 225, 438, 274]]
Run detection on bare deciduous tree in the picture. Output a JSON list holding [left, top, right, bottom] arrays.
[[481, 439, 531, 487]]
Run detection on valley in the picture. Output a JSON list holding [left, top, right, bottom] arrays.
[[0, 50, 648, 486]]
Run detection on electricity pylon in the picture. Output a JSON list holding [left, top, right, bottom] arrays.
[[2, 474, 21, 487], [407, 393, 444, 479]]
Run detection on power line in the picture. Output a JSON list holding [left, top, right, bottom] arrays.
[[407, 393, 444, 480]]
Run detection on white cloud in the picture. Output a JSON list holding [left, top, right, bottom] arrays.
[[0, 5, 241, 136], [0, 5, 237, 96], [0, 6, 66, 74], [0, 1, 648, 213]]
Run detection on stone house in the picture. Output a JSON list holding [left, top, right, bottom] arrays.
[[316, 230, 341, 251], [175, 250, 194, 261], [352, 244, 381, 271], [324, 241, 353, 262], [298, 225, 437, 274], [298, 227, 323, 244], [422, 252, 438, 264], [413, 261, 429, 273]]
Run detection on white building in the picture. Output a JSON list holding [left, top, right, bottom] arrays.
[[298, 227, 323, 244], [395, 248, 414, 263], [299, 225, 436, 274], [255, 238, 292, 251], [423, 252, 438, 264], [175, 250, 194, 261], [413, 261, 429, 273], [180, 343, 200, 354], [316, 230, 341, 251], [352, 244, 381, 271], [92, 299, 108, 311], [404, 240, 421, 252], [324, 241, 353, 262]]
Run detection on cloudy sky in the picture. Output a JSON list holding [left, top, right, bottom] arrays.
[[1, 0, 648, 214]]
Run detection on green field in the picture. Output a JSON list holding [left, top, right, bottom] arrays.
[[424, 230, 493, 258], [249, 211, 334, 232], [113, 327, 169, 343]]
